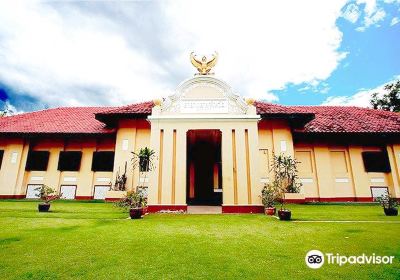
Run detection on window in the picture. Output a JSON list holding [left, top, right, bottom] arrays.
[[91, 151, 114, 172], [362, 151, 391, 173], [25, 151, 50, 171], [0, 150, 4, 169], [58, 151, 82, 171]]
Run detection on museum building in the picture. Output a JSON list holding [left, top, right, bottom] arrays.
[[0, 57, 399, 213]]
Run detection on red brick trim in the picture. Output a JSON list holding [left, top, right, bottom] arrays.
[[75, 196, 94, 200], [0, 195, 26, 199], [222, 205, 264, 213], [147, 205, 187, 213], [105, 198, 120, 202], [355, 197, 374, 202], [305, 197, 320, 202]]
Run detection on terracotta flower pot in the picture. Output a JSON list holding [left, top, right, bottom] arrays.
[[129, 207, 143, 219], [278, 209, 291, 220], [384, 207, 398, 216], [38, 203, 50, 212], [265, 207, 276, 215]]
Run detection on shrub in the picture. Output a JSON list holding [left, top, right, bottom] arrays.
[[115, 190, 147, 209], [34, 185, 61, 204], [377, 192, 398, 209], [260, 182, 278, 208]]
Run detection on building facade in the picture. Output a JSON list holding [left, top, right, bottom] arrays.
[[1, 73, 400, 213]]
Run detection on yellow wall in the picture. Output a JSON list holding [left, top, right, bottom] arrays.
[[293, 143, 399, 200], [112, 119, 151, 192], [257, 119, 296, 199], [0, 138, 28, 196], [1, 118, 400, 202], [0, 136, 116, 198]]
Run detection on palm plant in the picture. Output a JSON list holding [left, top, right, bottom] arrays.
[[270, 154, 301, 210], [131, 147, 155, 202], [132, 147, 155, 173]]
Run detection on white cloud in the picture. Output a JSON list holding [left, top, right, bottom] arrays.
[[322, 76, 400, 107], [391, 17, 400, 26], [0, 1, 348, 110], [350, 0, 387, 31], [364, 8, 386, 27], [342, 3, 361, 23]]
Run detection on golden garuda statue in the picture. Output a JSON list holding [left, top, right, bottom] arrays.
[[190, 52, 218, 75]]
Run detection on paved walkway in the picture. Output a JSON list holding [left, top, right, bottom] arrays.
[[187, 206, 222, 214]]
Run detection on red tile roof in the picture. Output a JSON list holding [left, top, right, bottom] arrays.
[[94, 101, 154, 125], [255, 101, 310, 115], [0, 101, 399, 135], [97, 101, 154, 115], [0, 107, 116, 135], [256, 101, 400, 133], [292, 105, 400, 134]]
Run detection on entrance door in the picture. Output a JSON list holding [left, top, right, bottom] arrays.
[[60, 185, 76, 200], [187, 130, 222, 205]]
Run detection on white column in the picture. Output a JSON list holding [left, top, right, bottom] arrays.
[[148, 121, 161, 205], [221, 128, 234, 205]]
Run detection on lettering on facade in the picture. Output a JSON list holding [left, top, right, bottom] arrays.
[[180, 99, 229, 113]]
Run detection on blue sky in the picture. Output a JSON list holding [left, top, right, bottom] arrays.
[[0, 0, 399, 113], [278, 1, 400, 106]]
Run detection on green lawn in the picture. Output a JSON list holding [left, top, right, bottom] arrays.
[[0, 201, 399, 280]]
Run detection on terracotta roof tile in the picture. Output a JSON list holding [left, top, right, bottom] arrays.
[[0, 107, 116, 135], [255, 101, 400, 134], [292, 105, 400, 134], [0, 101, 399, 135], [97, 101, 154, 115]]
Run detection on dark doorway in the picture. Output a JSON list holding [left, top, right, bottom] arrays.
[[187, 130, 222, 205]]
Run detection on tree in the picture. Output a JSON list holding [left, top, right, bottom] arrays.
[[370, 80, 400, 112]]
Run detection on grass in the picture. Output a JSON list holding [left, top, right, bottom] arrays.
[[0, 201, 399, 279]]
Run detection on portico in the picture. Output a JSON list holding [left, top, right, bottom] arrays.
[[147, 76, 261, 212]]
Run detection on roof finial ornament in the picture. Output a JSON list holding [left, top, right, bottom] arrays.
[[190, 51, 218, 75]]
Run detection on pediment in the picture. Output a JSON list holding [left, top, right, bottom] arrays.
[[161, 76, 248, 115]]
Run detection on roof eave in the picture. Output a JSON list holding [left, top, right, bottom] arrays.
[[259, 113, 315, 128], [95, 113, 150, 127]]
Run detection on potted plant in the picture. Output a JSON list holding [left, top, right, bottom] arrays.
[[131, 147, 155, 211], [115, 190, 147, 219], [132, 147, 155, 173], [35, 185, 61, 212], [260, 182, 278, 215], [377, 192, 398, 216], [270, 154, 301, 221]]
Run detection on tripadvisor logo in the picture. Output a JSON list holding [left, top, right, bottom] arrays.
[[305, 250, 395, 269], [305, 250, 324, 269]]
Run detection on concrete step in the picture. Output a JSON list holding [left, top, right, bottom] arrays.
[[187, 206, 222, 214]]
